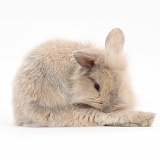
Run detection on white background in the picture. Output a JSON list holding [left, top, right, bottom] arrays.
[[0, 0, 160, 160]]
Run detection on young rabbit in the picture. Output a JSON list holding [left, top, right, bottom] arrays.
[[12, 28, 155, 127]]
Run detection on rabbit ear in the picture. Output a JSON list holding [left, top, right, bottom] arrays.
[[73, 51, 96, 69], [105, 28, 125, 54]]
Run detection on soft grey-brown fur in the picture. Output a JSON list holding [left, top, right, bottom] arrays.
[[12, 28, 155, 127]]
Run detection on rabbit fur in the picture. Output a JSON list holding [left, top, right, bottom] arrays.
[[12, 28, 155, 127]]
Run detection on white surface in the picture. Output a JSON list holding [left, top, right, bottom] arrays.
[[0, 0, 160, 160]]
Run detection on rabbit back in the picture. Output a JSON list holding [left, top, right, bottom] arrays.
[[12, 39, 93, 125]]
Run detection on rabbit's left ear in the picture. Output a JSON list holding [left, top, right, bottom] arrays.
[[105, 28, 125, 54], [72, 51, 97, 69]]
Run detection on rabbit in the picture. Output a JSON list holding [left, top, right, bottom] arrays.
[[12, 28, 155, 127]]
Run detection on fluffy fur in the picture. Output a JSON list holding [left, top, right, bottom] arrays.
[[12, 28, 155, 127]]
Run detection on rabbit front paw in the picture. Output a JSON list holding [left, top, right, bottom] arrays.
[[120, 111, 156, 127]]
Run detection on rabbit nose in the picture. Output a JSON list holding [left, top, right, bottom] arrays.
[[101, 104, 110, 112], [102, 101, 109, 109]]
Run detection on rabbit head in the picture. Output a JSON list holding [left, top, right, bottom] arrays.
[[71, 28, 135, 111]]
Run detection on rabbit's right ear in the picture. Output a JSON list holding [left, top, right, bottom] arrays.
[[72, 51, 97, 69], [105, 28, 125, 54]]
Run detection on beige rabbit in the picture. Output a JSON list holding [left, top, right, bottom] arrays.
[[12, 28, 155, 127]]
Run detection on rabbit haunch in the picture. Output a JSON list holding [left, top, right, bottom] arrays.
[[12, 28, 155, 127]]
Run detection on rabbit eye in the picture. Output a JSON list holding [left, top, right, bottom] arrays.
[[94, 83, 100, 91]]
